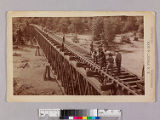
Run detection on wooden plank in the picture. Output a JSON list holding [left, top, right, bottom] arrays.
[[125, 80, 143, 84], [120, 77, 139, 81]]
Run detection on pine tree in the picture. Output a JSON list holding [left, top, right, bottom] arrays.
[[91, 17, 104, 48]]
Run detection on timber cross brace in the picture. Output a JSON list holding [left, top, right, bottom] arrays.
[[28, 24, 144, 95]]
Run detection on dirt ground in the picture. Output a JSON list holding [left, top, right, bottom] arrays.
[[118, 35, 144, 77], [13, 45, 63, 95]]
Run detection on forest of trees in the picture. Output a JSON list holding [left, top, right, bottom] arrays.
[[13, 16, 144, 46]]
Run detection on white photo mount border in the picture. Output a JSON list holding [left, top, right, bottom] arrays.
[[7, 11, 155, 102]]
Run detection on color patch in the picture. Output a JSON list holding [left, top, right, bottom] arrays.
[[87, 116, 92, 119], [78, 116, 82, 119], [74, 116, 78, 119], [83, 116, 87, 119], [95, 117, 100, 119], [64, 116, 69, 119], [69, 116, 74, 119]]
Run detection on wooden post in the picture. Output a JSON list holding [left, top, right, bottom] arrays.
[[43, 65, 51, 81], [35, 46, 41, 56]]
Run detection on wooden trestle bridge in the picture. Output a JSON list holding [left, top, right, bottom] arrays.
[[29, 24, 144, 95]]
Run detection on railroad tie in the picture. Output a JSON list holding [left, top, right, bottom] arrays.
[[69, 56, 77, 61], [86, 69, 100, 77], [76, 62, 88, 68]]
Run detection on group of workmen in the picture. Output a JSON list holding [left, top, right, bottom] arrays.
[[90, 42, 122, 76], [61, 35, 122, 76]]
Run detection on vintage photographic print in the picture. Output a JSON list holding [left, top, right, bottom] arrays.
[[7, 11, 155, 102]]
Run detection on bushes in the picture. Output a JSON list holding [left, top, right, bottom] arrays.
[[13, 16, 144, 46], [138, 24, 144, 38], [92, 16, 144, 46]]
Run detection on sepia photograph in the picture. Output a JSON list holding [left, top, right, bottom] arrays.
[[7, 11, 155, 102]]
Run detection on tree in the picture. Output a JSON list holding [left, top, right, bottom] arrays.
[[136, 16, 144, 38], [69, 17, 85, 34], [122, 16, 138, 33], [57, 18, 70, 34], [92, 17, 104, 41], [103, 18, 116, 45]]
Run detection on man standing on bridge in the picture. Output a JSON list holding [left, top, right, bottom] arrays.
[[90, 41, 94, 55], [99, 49, 106, 70], [115, 50, 122, 76], [61, 35, 65, 52], [106, 53, 114, 75], [61, 42, 64, 52], [63, 34, 65, 43]]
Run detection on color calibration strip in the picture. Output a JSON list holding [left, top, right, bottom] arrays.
[[39, 109, 121, 119], [60, 116, 100, 119]]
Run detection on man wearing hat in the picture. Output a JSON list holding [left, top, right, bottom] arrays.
[[63, 34, 65, 43], [90, 41, 94, 55], [115, 50, 122, 75], [99, 49, 106, 70], [107, 52, 114, 75]]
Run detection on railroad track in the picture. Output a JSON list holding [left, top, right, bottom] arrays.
[[33, 25, 144, 95]]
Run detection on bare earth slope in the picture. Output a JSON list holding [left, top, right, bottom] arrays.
[[13, 46, 63, 95]]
